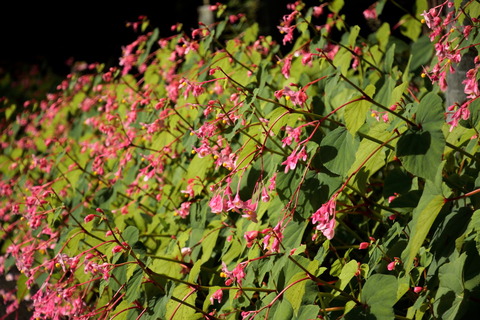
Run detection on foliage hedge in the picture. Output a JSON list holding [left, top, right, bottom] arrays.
[[2, 1, 480, 319]]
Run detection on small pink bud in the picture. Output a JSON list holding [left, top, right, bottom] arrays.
[[181, 247, 192, 256], [413, 286, 423, 293], [84, 214, 96, 223], [95, 208, 104, 213], [112, 245, 124, 253], [209, 289, 223, 304], [359, 242, 370, 249], [105, 230, 113, 237], [387, 257, 401, 271], [387, 261, 396, 271]]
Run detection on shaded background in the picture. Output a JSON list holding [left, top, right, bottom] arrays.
[[0, 1, 202, 75], [0, 0, 392, 76], [0, 1, 295, 75]]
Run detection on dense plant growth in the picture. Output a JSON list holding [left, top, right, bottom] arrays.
[[2, 0, 480, 319]]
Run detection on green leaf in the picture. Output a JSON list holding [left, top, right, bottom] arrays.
[[376, 23, 390, 51], [123, 226, 139, 247], [236, 137, 258, 170], [344, 84, 376, 135], [188, 261, 202, 283], [328, 0, 344, 13], [273, 299, 294, 319], [396, 128, 445, 181], [347, 122, 392, 193], [465, 210, 480, 255], [390, 81, 408, 106], [5, 104, 16, 120], [383, 167, 412, 198], [200, 221, 221, 263], [336, 260, 358, 293], [433, 253, 467, 320], [402, 179, 445, 272], [265, 107, 291, 136], [396, 275, 411, 302], [185, 154, 212, 181], [165, 284, 197, 320], [466, 1, 480, 20], [284, 271, 308, 316], [416, 92, 444, 128], [400, 14, 422, 41], [410, 35, 434, 71], [148, 295, 169, 320], [112, 300, 134, 320], [138, 28, 159, 66], [361, 274, 398, 319], [125, 266, 143, 303], [374, 75, 395, 107], [383, 43, 396, 73], [348, 25, 361, 47], [222, 239, 243, 265], [243, 22, 259, 45], [320, 127, 359, 177], [397, 92, 445, 181], [333, 47, 352, 76], [295, 305, 320, 319], [282, 218, 308, 251], [93, 187, 116, 208]]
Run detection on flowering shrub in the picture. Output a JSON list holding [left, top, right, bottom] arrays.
[[2, 1, 480, 319]]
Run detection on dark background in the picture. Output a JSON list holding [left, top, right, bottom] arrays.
[[0, 0, 404, 77], [0, 1, 292, 76], [0, 1, 205, 75]]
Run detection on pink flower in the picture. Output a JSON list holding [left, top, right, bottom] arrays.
[[112, 245, 124, 254], [180, 178, 196, 198], [261, 187, 270, 202], [359, 242, 370, 249], [268, 174, 277, 191], [210, 289, 223, 304], [282, 125, 302, 147], [221, 262, 246, 286], [464, 25, 473, 39], [413, 286, 424, 293], [388, 193, 399, 203], [176, 201, 192, 219], [281, 56, 292, 79], [313, 6, 324, 18], [84, 214, 97, 223], [301, 52, 314, 66], [323, 44, 339, 60], [447, 102, 471, 131], [181, 247, 192, 256], [421, 8, 441, 29], [244, 231, 259, 248], [387, 261, 396, 271], [387, 257, 401, 271], [463, 68, 480, 98], [230, 193, 244, 210], [363, 3, 377, 20], [262, 222, 284, 253], [209, 194, 225, 213], [312, 196, 337, 239], [282, 146, 307, 173], [241, 199, 258, 222], [277, 86, 308, 106], [352, 46, 362, 70]]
